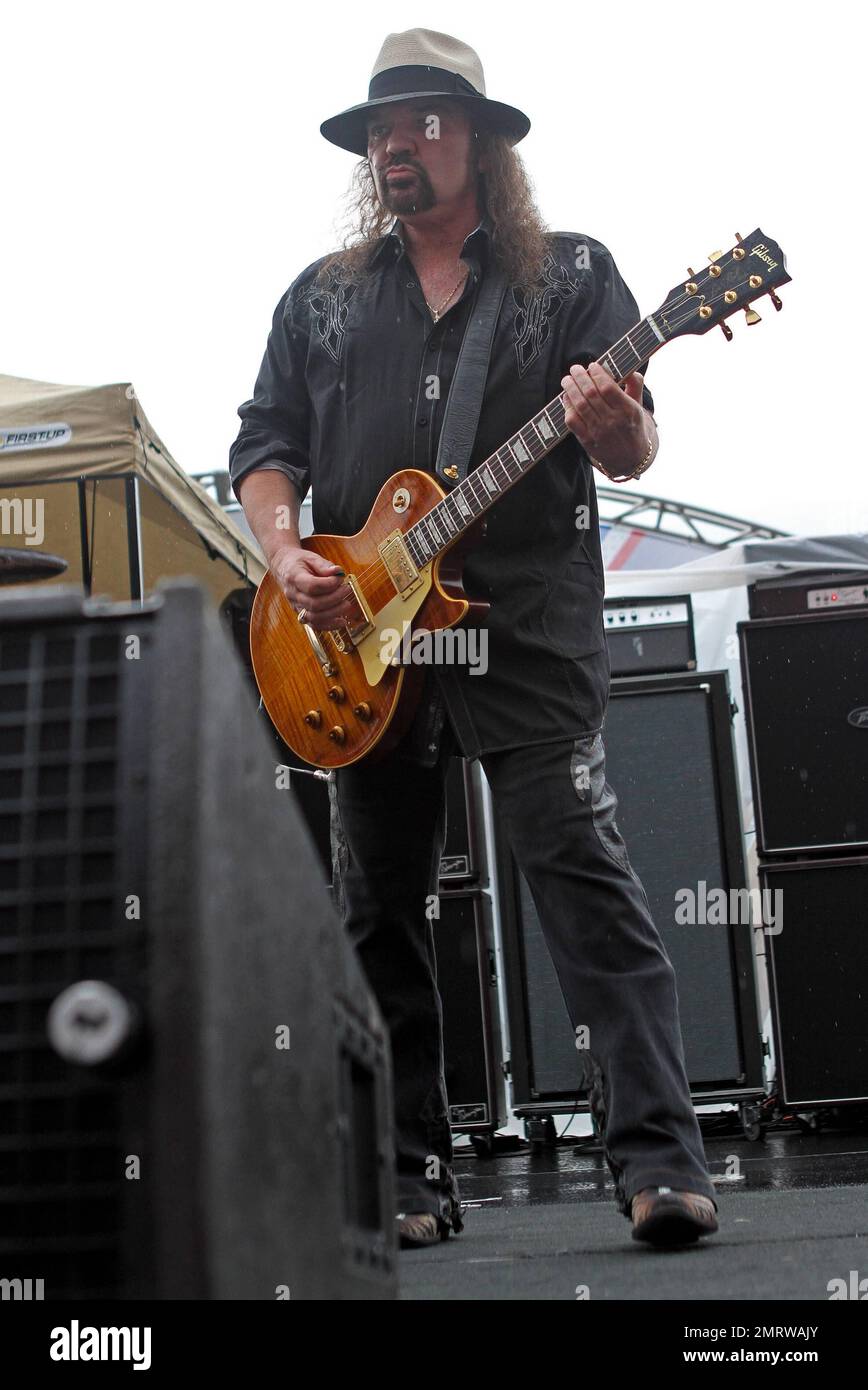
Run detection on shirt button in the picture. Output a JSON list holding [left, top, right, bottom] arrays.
[[417, 415, 428, 427], [406, 280, 416, 289]]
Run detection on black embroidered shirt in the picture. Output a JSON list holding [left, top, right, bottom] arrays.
[[228, 217, 654, 759]]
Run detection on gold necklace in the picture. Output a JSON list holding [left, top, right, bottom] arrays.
[[425, 267, 468, 322]]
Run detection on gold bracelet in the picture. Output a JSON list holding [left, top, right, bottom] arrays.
[[590, 432, 655, 484]]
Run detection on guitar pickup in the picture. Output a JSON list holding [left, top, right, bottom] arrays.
[[380, 530, 423, 598]]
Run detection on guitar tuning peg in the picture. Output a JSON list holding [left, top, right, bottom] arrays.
[[708, 250, 723, 263], [744, 306, 762, 326], [719, 322, 734, 341], [768, 290, 783, 311], [735, 232, 744, 242]]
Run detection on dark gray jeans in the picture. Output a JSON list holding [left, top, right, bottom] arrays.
[[328, 712, 717, 1228]]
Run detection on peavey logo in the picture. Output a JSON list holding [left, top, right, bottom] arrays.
[[750, 242, 779, 271], [847, 706, 868, 729]]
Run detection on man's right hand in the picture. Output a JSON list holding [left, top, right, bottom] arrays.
[[271, 545, 353, 630]]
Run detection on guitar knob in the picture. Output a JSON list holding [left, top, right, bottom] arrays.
[[303, 709, 322, 728], [328, 726, 346, 744], [327, 685, 345, 702], [353, 702, 372, 721]]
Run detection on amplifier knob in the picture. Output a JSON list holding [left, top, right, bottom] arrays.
[[47, 981, 139, 1067]]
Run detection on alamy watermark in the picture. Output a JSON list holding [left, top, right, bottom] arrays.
[[674, 881, 783, 934], [0, 496, 44, 546], [381, 621, 487, 675]]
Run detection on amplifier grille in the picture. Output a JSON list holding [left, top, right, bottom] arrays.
[[0, 619, 148, 1298]]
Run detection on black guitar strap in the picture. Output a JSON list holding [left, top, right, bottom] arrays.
[[434, 264, 508, 488]]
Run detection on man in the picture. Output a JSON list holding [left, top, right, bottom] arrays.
[[229, 28, 719, 1250]]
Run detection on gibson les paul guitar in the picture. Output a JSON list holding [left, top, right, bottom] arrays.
[[250, 229, 790, 768]]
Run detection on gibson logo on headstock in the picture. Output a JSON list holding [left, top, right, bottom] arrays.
[[750, 242, 778, 271]]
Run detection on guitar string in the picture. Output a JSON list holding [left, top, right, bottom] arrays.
[[335, 274, 749, 610], [322, 270, 758, 615], [337, 288, 728, 604], [342, 263, 755, 591]]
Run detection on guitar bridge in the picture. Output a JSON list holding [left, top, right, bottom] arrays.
[[299, 619, 337, 677], [380, 530, 422, 598]]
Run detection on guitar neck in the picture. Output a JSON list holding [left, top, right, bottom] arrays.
[[404, 314, 666, 569]]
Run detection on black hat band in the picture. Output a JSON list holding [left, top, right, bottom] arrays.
[[367, 65, 482, 102]]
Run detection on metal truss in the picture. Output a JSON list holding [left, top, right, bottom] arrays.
[[596, 484, 788, 549]]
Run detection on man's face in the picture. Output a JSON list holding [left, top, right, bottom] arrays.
[[366, 99, 478, 218]]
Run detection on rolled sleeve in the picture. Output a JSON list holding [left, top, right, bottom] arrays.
[[561, 239, 655, 418], [228, 283, 312, 503]]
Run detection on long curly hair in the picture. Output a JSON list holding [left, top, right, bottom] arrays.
[[316, 126, 551, 290]]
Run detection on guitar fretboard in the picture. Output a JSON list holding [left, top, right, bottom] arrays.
[[404, 314, 665, 569]]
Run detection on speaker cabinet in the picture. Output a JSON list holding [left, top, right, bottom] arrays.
[[739, 611, 868, 855], [433, 890, 503, 1133], [0, 581, 395, 1300], [495, 671, 764, 1111], [759, 857, 868, 1106]]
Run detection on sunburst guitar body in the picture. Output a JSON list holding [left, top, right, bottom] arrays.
[[249, 468, 488, 768]]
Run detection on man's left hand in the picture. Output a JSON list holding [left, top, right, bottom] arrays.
[[560, 364, 655, 479]]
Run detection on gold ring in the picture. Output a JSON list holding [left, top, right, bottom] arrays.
[[297, 607, 307, 623]]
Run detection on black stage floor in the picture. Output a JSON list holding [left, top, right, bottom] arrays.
[[397, 1114, 868, 1300]]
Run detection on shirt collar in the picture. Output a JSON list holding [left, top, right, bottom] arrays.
[[370, 213, 493, 268]]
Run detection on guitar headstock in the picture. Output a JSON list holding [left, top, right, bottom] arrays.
[[654, 230, 791, 341]]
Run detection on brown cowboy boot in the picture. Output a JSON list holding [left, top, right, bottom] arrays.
[[631, 1186, 719, 1246]]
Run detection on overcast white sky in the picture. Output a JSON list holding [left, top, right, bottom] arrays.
[[3, 0, 864, 536]]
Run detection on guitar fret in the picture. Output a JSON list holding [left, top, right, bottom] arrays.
[[536, 411, 555, 442], [479, 464, 499, 496], [623, 332, 644, 362], [455, 487, 474, 519], [499, 445, 518, 475], [467, 475, 486, 510], [608, 342, 636, 378], [529, 416, 548, 447], [511, 435, 531, 465], [498, 447, 517, 480], [438, 503, 457, 535], [405, 311, 668, 560], [524, 423, 545, 458]]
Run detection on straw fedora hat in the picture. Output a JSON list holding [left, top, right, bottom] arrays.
[[320, 28, 531, 156]]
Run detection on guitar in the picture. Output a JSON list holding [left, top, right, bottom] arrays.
[[250, 229, 790, 769]]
